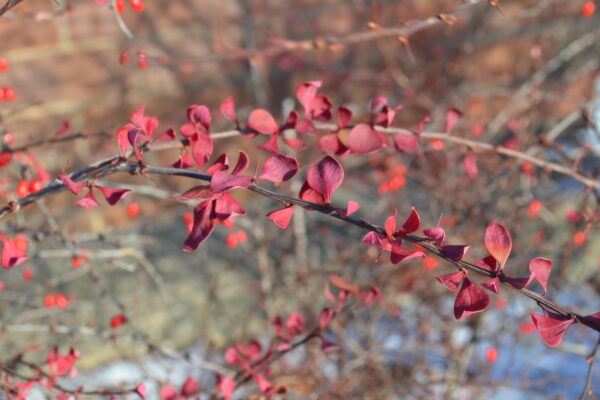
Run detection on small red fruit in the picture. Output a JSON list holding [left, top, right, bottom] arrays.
[[22, 267, 32, 281], [119, 49, 129, 66], [4, 133, 13, 144], [3, 87, 16, 102], [71, 256, 82, 268], [527, 200, 543, 219], [127, 202, 140, 218], [129, 0, 144, 13], [29, 178, 43, 193], [115, 0, 125, 13], [0, 151, 12, 168], [582, 1, 596, 17], [16, 180, 30, 197], [44, 293, 56, 308], [486, 347, 498, 363], [110, 314, 127, 328], [137, 51, 148, 69], [55, 293, 69, 309], [573, 231, 587, 246], [0, 58, 8, 72]]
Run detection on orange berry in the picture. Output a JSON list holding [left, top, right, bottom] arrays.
[[521, 161, 535, 176], [582, 1, 596, 17], [127, 202, 140, 218], [573, 231, 587, 246], [29, 178, 43, 193], [22, 267, 32, 281], [527, 199, 543, 219], [16, 180, 30, 197], [44, 293, 56, 308], [486, 347, 498, 363], [136, 51, 148, 69]]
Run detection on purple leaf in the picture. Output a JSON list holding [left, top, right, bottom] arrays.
[[248, 109, 279, 134], [529, 257, 552, 295], [454, 277, 490, 319], [95, 186, 131, 205], [442, 244, 470, 262], [211, 171, 252, 193], [484, 223, 512, 271], [306, 155, 344, 203], [393, 133, 419, 153], [435, 271, 464, 292], [183, 201, 216, 252], [531, 312, 574, 347], [267, 206, 294, 229], [423, 227, 445, 247], [348, 123, 386, 154], [259, 154, 299, 183]]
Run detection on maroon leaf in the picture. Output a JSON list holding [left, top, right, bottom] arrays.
[[454, 277, 490, 319], [390, 242, 424, 264], [58, 175, 86, 195], [258, 135, 280, 154], [504, 276, 531, 290], [423, 227, 445, 247], [1, 233, 27, 269], [296, 81, 321, 114], [259, 154, 299, 183], [445, 108, 462, 133], [267, 206, 294, 229], [528, 257, 552, 295], [482, 277, 500, 294], [211, 171, 252, 193], [435, 271, 464, 292], [398, 207, 420, 235], [348, 123, 386, 154], [248, 109, 279, 134], [362, 231, 385, 249], [393, 133, 419, 153], [95, 186, 131, 205], [484, 223, 512, 270], [306, 155, 344, 203], [441, 244, 470, 262], [231, 150, 250, 176], [530, 312, 574, 347], [318, 134, 347, 155], [180, 377, 200, 397], [213, 192, 246, 220], [205, 153, 229, 174], [582, 312, 600, 325], [75, 188, 99, 209], [298, 181, 326, 204], [171, 185, 213, 201], [220, 96, 237, 125], [183, 201, 216, 252], [476, 255, 497, 272]]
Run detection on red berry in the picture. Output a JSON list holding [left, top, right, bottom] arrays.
[[582, 1, 596, 17], [136, 51, 148, 69], [127, 202, 140, 218], [13, 235, 28, 252], [4, 133, 13, 144], [573, 231, 587, 246], [3, 87, 16, 102], [44, 293, 56, 308], [119, 49, 129, 66], [527, 200, 543, 219], [116, 0, 125, 13], [22, 267, 32, 281], [129, 0, 144, 13], [71, 256, 82, 268], [55, 293, 69, 309], [486, 347, 498, 364], [226, 234, 237, 248], [29, 178, 43, 193], [0, 58, 8, 72], [110, 314, 127, 328], [16, 180, 30, 197], [0, 151, 12, 168], [182, 212, 193, 233]]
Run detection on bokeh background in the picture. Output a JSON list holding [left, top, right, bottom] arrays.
[[0, 0, 599, 398]]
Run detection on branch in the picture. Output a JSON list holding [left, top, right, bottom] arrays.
[[0, 0, 25, 17]]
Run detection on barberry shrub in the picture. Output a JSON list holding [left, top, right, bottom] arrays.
[[0, 0, 598, 399]]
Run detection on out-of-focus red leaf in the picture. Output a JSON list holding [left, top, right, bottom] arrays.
[[248, 109, 279, 134], [75, 188, 99, 209], [348, 123, 386, 154], [384, 210, 397, 237], [1, 233, 27, 269], [463, 153, 478, 180], [393, 133, 419, 153], [296, 81, 322, 114], [337, 106, 352, 128], [445, 108, 462, 133], [187, 105, 211, 132], [58, 175, 86, 195], [180, 377, 201, 397], [441, 244, 470, 262], [220, 96, 238, 125]]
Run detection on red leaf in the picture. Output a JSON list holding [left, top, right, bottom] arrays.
[[58, 175, 86, 195], [183, 200, 216, 252], [423, 227, 445, 246], [160, 386, 178, 400], [75, 188, 99, 209], [211, 171, 252, 193], [476, 255, 497, 272], [482, 277, 500, 294], [348, 123, 386, 154], [191, 133, 214, 169], [258, 135, 280, 154], [255, 374, 273, 394], [531, 312, 574, 347], [267, 206, 294, 229], [435, 271, 464, 292], [418, 115, 431, 133], [205, 153, 229, 174], [282, 136, 306, 150], [344, 200, 360, 217], [319, 134, 347, 155], [370, 96, 388, 112], [319, 308, 334, 330], [528, 257, 552, 295], [306, 155, 344, 203], [454, 277, 490, 319], [217, 376, 235, 400], [220, 96, 237, 125], [441, 244, 470, 262], [398, 207, 420, 235], [484, 223, 512, 270], [337, 106, 353, 128], [445, 108, 462, 133], [393, 133, 419, 153], [1, 233, 27, 269], [298, 181, 326, 204], [135, 383, 147, 399], [296, 81, 321, 114], [213, 192, 246, 220], [248, 109, 279, 134], [390, 242, 425, 264], [95, 186, 131, 205], [384, 210, 397, 237], [505, 276, 531, 289], [329, 274, 360, 294], [259, 154, 299, 183], [362, 231, 385, 249], [463, 154, 478, 180], [180, 377, 200, 397], [116, 124, 134, 156], [172, 185, 213, 201]]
